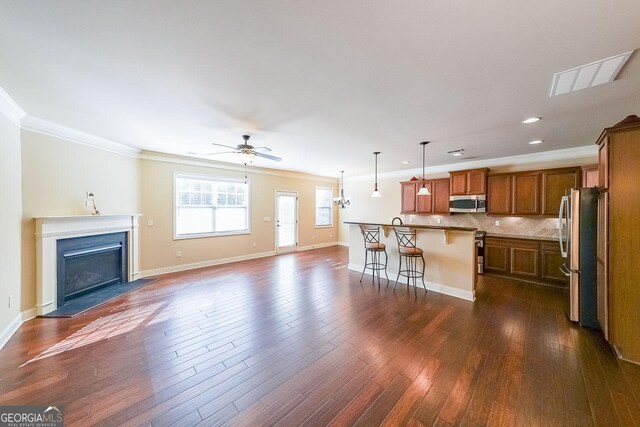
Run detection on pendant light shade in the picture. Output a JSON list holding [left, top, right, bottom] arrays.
[[333, 170, 351, 208], [417, 141, 431, 196], [371, 152, 382, 198]]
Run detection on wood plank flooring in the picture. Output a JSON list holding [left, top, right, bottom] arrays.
[[1, 246, 639, 426]]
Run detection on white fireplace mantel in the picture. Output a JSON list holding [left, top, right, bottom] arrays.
[[35, 214, 141, 315]]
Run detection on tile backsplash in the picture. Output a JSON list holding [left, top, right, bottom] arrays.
[[405, 213, 559, 238]]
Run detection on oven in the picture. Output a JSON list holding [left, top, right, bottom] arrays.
[[475, 231, 486, 274]]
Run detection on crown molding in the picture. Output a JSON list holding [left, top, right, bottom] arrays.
[[0, 87, 27, 127], [20, 115, 141, 158], [346, 145, 599, 181], [140, 150, 338, 183]]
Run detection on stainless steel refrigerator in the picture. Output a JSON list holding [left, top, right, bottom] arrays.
[[558, 187, 599, 328]]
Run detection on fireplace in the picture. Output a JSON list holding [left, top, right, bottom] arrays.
[[56, 232, 128, 306], [35, 214, 141, 315]]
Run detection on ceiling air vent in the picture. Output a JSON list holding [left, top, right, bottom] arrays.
[[550, 50, 634, 97], [447, 149, 464, 157]]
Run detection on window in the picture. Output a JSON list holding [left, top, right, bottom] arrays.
[[315, 187, 333, 227], [175, 174, 249, 238]]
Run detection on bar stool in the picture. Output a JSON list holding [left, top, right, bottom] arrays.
[[393, 227, 427, 293], [359, 225, 389, 286]]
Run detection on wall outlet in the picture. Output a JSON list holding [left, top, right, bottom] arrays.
[[8, 295, 12, 308], [436, 218, 441, 224], [556, 220, 560, 229], [252, 242, 256, 248], [263, 217, 271, 222], [176, 251, 182, 258], [147, 219, 154, 226], [494, 220, 500, 226], [408, 216, 414, 223], [329, 233, 333, 238], [312, 235, 315, 240]]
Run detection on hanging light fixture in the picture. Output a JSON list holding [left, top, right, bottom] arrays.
[[333, 170, 351, 208], [417, 141, 431, 196], [371, 151, 382, 198]]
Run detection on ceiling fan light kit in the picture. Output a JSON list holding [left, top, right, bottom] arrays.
[[417, 141, 431, 196], [333, 170, 351, 208], [371, 151, 382, 198], [204, 134, 282, 162]]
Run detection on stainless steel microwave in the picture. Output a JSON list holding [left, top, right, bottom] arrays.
[[449, 195, 487, 213]]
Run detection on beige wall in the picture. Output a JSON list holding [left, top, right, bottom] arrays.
[[0, 113, 23, 338], [140, 157, 338, 274], [20, 130, 141, 311]]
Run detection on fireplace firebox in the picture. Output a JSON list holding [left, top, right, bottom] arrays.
[[56, 232, 128, 306]]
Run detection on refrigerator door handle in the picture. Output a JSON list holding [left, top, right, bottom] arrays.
[[558, 196, 569, 258]]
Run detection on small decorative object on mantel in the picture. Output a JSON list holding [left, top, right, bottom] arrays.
[[86, 192, 100, 215], [333, 170, 351, 209]]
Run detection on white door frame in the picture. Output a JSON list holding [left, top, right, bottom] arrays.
[[275, 191, 298, 254]]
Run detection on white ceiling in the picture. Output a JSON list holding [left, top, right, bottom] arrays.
[[1, 1, 639, 177]]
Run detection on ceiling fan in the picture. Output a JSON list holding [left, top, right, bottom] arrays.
[[196, 135, 282, 162]]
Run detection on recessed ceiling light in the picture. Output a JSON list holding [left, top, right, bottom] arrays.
[[402, 160, 410, 164], [522, 117, 541, 124], [528, 139, 544, 145]]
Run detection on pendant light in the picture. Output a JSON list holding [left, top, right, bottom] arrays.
[[333, 170, 351, 208], [371, 151, 382, 198], [416, 141, 431, 196]]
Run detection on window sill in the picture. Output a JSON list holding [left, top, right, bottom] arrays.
[[174, 230, 251, 240], [315, 225, 334, 229]]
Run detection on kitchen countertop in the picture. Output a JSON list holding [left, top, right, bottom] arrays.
[[344, 221, 477, 232], [485, 233, 558, 242]]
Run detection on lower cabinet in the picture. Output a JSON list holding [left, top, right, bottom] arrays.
[[484, 237, 566, 286]]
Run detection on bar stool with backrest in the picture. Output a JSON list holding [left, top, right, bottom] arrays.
[[393, 226, 427, 293], [359, 225, 389, 286]]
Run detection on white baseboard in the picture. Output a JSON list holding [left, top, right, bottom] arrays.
[[297, 241, 340, 252], [0, 307, 37, 350], [140, 250, 277, 278], [337, 241, 349, 247], [348, 263, 475, 302]]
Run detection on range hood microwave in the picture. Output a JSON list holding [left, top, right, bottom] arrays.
[[449, 195, 486, 213]]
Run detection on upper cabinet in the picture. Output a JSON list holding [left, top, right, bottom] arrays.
[[581, 164, 599, 188], [541, 168, 581, 216], [487, 167, 580, 217], [400, 178, 450, 215], [449, 168, 489, 195]]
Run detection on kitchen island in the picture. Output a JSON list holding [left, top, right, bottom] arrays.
[[345, 222, 478, 301]]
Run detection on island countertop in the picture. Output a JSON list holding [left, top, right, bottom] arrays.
[[344, 221, 477, 232]]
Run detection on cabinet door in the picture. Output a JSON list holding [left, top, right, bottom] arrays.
[[400, 182, 417, 214], [484, 240, 510, 274], [598, 137, 609, 189], [487, 174, 512, 215], [513, 172, 541, 215], [467, 169, 487, 195], [510, 243, 540, 279], [432, 179, 451, 214], [449, 172, 467, 196], [582, 164, 599, 188], [541, 168, 580, 216], [541, 247, 566, 285], [416, 181, 433, 213]]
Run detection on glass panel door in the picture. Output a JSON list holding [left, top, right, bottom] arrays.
[[276, 192, 297, 254]]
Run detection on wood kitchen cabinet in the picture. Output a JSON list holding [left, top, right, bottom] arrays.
[[486, 167, 580, 217], [581, 164, 599, 188], [596, 115, 640, 363], [541, 168, 581, 215], [486, 172, 541, 215], [484, 236, 565, 287], [400, 178, 449, 215], [449, 168, 489, 195]]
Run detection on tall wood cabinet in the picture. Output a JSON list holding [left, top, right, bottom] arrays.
[[597, 115, 640, 364]]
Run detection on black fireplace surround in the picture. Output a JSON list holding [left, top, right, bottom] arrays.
[[56, 232, 128, 306]]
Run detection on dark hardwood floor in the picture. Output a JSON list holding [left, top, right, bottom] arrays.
[[1, 246, 639, 426]]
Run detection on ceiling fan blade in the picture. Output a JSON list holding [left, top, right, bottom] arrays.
[[251, 146, 272, 152], [192, 151, 238, 156], [254, 152, 282, 161], [211, 142, 238, 150]]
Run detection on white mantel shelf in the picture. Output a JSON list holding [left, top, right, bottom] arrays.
[[35, 214, 142, 315]]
